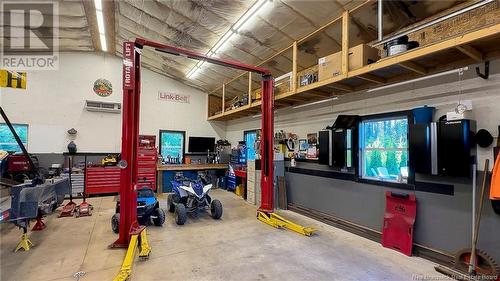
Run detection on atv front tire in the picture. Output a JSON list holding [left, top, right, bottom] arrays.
[[167, 193, 179, 213], [111, 213, 120, 234], [153, 208, 166, 226], [210, 199, 223, 220], [175, 204, 187, 225]]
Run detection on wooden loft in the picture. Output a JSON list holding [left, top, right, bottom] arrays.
[[207, 0, 500, 122]]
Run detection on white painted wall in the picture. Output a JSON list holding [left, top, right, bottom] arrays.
[[225, 60, 500, 169], [0, 52, 225, 153]]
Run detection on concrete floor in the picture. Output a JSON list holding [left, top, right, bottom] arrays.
[[0, 189, 447, 281]]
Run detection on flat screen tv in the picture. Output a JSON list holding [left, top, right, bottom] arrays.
[[188, 137, 216, 153]]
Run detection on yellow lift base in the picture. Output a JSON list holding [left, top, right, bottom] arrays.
[[257, 211, 316, 236], [14, 233, 34, 252], [113, 229, 151, 281]]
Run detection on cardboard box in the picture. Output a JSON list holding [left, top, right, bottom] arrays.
[[318, 44, 379, 81]]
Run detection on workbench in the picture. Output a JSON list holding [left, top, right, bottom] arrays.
[[157, 163, 228, 193]]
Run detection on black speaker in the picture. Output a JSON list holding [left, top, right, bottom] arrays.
[[437, 119, 476, 177], [332, 130, 346, 168], [409, 123, 431, 174], [318, 130, 332, 166]]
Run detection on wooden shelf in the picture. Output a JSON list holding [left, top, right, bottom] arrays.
[[207, 2, 500, 122]]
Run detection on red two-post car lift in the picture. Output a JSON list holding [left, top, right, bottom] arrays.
[[112, 38, 277, 249], [112, 38, 315, 280]]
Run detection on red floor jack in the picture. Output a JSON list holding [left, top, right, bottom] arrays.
[[75, 194, 93, 217], [59, 156, 77, 217]]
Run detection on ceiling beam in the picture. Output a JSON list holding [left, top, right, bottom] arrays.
[[82, 0, 100, 51], [456, 44, 484, 62], [357, 73, 387, 84], [398, 61, 428, 75]]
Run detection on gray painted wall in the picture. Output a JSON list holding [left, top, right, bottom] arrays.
[[286, 162, 500, 262]]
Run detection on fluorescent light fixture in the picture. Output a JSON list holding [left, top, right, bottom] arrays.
[[293, 97, 339, 109], [185, 0, 270, 78], [99, 34, 107, 52], [233, 0, 269, 32], [252, 114, 262, 118], [94, 0, 102, 10], [367, 67, 469, 93], [94, 0, 107, 52], [96, 11, 105, 34]]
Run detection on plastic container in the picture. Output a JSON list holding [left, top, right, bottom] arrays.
[[412, 106, 435, 124]]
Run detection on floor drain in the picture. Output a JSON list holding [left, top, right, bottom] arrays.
[[73, 271, 86, 280]]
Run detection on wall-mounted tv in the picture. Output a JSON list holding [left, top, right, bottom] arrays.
[[188, 137, 216, 153]]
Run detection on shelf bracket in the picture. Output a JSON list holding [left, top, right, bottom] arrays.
[[475, 61, 489, 79]]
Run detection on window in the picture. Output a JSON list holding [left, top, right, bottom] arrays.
[[0, 123, 28, 152], [159, 130, 185, 164], [360, 117, 408, 183], [244, 130, 258, 161]]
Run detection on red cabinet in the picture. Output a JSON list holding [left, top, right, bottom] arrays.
[[85, 166, 121, 195], [137, 148, 158, 191]]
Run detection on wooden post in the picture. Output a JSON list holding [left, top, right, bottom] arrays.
[[248, 72, 252, 105], [342, 11, 349, 77], [222, 83, 226, 113], [292, 41, 298, 92]]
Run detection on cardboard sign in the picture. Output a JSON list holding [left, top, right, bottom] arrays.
[[122, 42, 135, 90], [158, 91, 190, 104], [0, 70, 27, 89]]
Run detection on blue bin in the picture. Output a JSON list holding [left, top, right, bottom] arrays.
[[412, 106, 435, 124], [226, 174, 236, 191]]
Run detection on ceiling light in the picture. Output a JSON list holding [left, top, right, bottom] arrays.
[[234, 0, 269, 32], [99, 34, 107, 52], [94, 0, 107, 52], [293, 97, 339, 109], [185, 0, 271, 78], [367, 67, 469, 93]]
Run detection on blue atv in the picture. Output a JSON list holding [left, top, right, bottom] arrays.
[[112, 187, 165, 233], [167, 173, 223, 225]]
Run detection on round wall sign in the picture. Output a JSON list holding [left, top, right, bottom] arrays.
[[93, 78, 113, 97]]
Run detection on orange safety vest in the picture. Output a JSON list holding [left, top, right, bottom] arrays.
[[491, 155, 500, 200]]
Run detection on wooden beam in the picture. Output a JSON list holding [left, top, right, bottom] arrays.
[[327, 83, 353, 92], [342, 11, 349, 76], [248, 72, 252, 105], [292, 41, 298, 92], [398, 61, 428, 75], [302, 90, 331, 98], [222, 83, 225, 113], [357, 74, 387, 84], [456, 45, 484, 62], [349, 23, 500, 77]]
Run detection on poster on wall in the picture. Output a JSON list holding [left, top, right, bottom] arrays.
[[158, 91, 190, 104], [0, 70, 26, 89], [307, 133, 317, 145], [93, 78, 113, 97]]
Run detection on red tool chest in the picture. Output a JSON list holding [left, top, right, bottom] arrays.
[[85, 166, 121, 195], [137, 135, 158, 191], [137, 147, 158, 191], [83, 135, 158, 195]]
